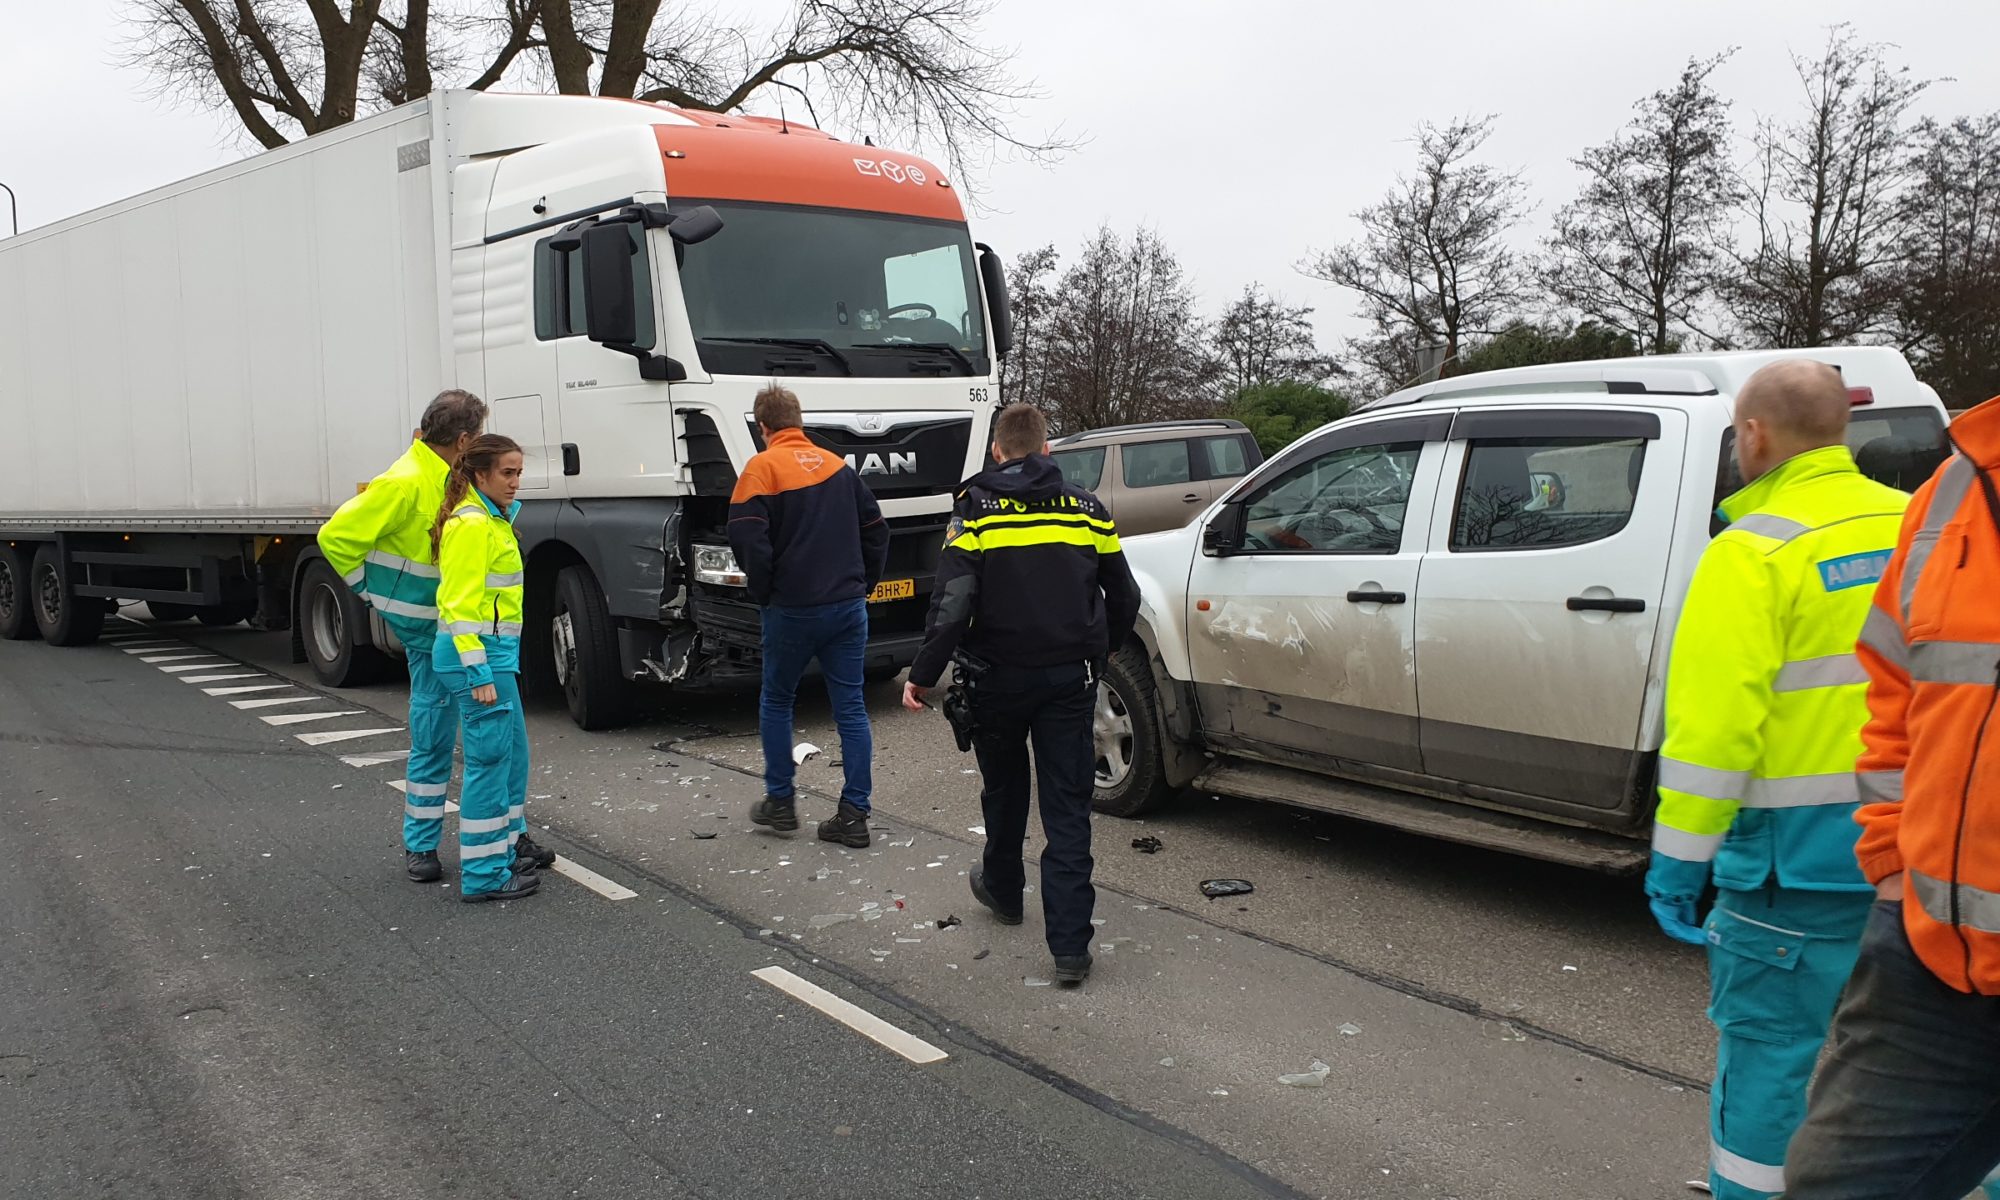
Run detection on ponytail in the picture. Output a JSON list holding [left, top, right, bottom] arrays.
[[430, 434, 522, 560]]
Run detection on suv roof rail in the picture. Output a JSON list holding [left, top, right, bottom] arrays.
[[1363, 366, 1720, 413], [1052, 418, 1247, 445]]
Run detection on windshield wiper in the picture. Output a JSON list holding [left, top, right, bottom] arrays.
[[865, 341, 976, 373], [703, 337, 853, 375]]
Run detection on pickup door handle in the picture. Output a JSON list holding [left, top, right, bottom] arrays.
[[1567, 596, 1646, 613], [1345, 589, 1407, 605]]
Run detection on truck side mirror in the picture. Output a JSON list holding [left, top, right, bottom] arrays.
[[580, 223, 641, 347], [976, 242, 1013, 358], [668, 205, 724, 246], [1202, 502, 1245, 555]]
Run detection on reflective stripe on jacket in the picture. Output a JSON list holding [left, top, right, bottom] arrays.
[[431, 491, 525, 687], [315, 440, 452, 644], [1654, 445, 1910, 892], [1854, 396, 2000, 993]]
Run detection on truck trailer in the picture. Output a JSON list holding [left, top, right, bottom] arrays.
[[0, 90, 1012, 728]]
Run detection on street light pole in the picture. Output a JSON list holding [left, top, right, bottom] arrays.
[[0, 182, 15, 237]]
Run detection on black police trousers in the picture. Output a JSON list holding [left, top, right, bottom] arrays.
[[969, 661, 1097, 956]]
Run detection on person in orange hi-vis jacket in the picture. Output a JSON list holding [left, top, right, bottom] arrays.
[[1783, 394, 2000, 1200]]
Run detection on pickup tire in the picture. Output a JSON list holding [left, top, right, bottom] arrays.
[[1092, 643, 1173, 818], [29, 545, 105, 646], [553, 564, 633, 730], [298, 557, 394, 686], [0, 543, 38, 641]]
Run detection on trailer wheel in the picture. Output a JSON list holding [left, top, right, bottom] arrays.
[[552, 564, 633, 730], [0, 543, 39, 641], [299, 558, 392, 686], [1091, 643, 1173, 818], [29, 545, 105, 647]]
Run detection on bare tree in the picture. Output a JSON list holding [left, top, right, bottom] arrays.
[[1037, 226, 1218, 434], [1888, 113, 2000, 408], [998, 243, 1058, 409], [1210, 284, 1338, 401], [125, 0, 1065, 176], [1541, 54, 1741, 354], [1726, 26, 1931, 347], [1302, 116, 1530, 392]]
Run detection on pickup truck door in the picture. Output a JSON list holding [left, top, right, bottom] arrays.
[[1413, 406, 1686, 816], [1185, 412, 1451, 773]]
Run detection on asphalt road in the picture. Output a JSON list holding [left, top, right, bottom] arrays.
[[2, 611, 1717, 1199]]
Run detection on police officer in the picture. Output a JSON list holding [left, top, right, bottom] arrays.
[[1645, 359, 1910, 1200], [904, 403, 1139, 987]]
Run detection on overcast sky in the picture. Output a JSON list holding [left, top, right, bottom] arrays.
[[8, 0, 2000, 349]]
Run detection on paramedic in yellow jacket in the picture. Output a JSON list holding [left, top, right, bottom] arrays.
[[315, 391, 529, 885], [1646, 360, 1910, 1200], [430, 435, 539, 903]]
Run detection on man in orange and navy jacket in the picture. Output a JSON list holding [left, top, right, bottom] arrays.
[[728, 383, 889, 848], [1784, 394, 2000, 1198]]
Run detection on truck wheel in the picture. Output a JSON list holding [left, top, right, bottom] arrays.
[[0, 543, 38, 641], [552, 564, 633, 730], [148, 601, 197, 622], [1092, 643, 1173, 818], [299, 558, 392, 686], [197, 599, 255, 627], [29, 545, 105, 646]]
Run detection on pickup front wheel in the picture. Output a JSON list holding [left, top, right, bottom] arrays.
[[1091, 644, 1172, 818]]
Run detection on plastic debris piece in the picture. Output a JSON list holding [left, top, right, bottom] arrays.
[[808, 913, 857, 929], [968, 825, 986, 835], [1562, 964, 1579, 973], [812, 867, 830, 881], [935, 915, 962, 930], [691, 829, 718, 840], [1158, 1057, 1176, 1068], [1277, 1060, 1332, 1089], [888, 838, 915, 848], [1131, 836, 1164, 854], [1338, 1023, 1362, 1037], [1024, 977, 1053, 988], [1199, 878, 1255, 899], [792, 742, 821, 765], [973, 948, 990, 960], [895, 937, 923, 944], [859, 902, 881, 912], [1207, 1087, 1230, 1097]]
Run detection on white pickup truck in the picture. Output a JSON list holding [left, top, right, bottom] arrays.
[[1091, 348, 1950, 871]]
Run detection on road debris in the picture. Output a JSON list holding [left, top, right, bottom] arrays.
[[1338, 1023, 1362, 1037], [1023, 976, 1053, 988], [1199, 878, 1255, 899], [935, 915, 962, 930], [691, 829, 718, 840], [1131, 836, 1163, 854], [1207, 1087, 1230, 1097], [1158, 1057, 1176, 1068], [1277, 1060, 1332, 1089], [973, 949, 990, 960], [792, 742, 821, 765], [808, 913, 856, 929]]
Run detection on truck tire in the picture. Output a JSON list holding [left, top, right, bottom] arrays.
[[29, 545, 105, 647], [0, 543, 38, 641], [197, 599, 255, 627], [552, 564, 633, 730], [148, 601, 197, 622], [1091, 643, 1173, 818], [298, 557, 393, 686]]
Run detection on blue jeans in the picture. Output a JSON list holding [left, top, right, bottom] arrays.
[[1784, 900, 2000, 1199], [759, 598, 871, 812]]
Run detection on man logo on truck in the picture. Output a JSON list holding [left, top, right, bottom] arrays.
[[847, 452, 918, 476]]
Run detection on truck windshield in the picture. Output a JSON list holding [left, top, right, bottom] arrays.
[[672, 200, 989, 378]]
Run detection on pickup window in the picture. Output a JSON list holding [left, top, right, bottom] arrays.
[[1712, 407, 1951, 533], [1451, 436, 1647, 551], [1240, 440, 1422, 554]]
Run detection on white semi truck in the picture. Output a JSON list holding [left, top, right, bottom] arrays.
[[0, 90, 1012, 728]]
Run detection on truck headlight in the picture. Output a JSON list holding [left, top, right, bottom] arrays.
[[693, 544, 748, 587]]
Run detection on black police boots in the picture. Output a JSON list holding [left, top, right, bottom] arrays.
[[750, 795, 800, 832], [969, 867, 1024, 925], [1053, 953, 1093, 987], [816, 802, 871, 848]]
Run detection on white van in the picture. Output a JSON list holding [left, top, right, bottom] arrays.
[[1092, 348, 1950, 870]]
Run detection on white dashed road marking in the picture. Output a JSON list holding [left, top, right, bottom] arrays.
[[549, 857, 638, 901], [181, 673, 266, 684], [120, 645, 181, 653], [206, 684, 293, 696], [260, 711, 365, 726], [141, 654, 220, 664], [341, 751, 411, 767], [230, 696, 316, 710], [295, 728, 403, 746], [750, 967, 949, 1065], [160, 663, 232, 674]]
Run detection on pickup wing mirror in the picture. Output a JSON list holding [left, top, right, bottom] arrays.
[[1202, 501, 1246, 556]]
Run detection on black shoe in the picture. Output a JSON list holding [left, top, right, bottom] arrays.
[[462, 872, 540, 903], [970, 867, 1023, 926], [405, 850, 443, 883], [750, 795, 799, 833], [1053, 953, 1093, 987], [509, 856, 540, 878], [816, 801, 871, 848], [514, 833, 557, 869]]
